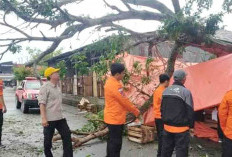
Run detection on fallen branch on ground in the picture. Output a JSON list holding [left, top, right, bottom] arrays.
[[73, 127, 109, 148], [52, 126, 109, 148]]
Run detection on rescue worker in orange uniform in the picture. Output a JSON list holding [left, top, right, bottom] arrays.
[[153, 74, 170, 157], [104, 63, 140, 157], [218, 90, 232, 157], [0, 79, 7, 148], [161, 70, 194, 157]]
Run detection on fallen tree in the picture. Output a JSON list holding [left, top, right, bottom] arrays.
[[52, 111, 136, 148], [1, 0, 231, 148]]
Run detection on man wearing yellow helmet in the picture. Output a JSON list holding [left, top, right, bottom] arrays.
[[38, 67, 73, 157]]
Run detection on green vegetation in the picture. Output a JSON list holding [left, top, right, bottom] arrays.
[[56, 60, 67, 80], [13, 66, 33, 81], [27, 47, 62, 66], [72, 54, 89, 76], [78, 111, 104, 133]]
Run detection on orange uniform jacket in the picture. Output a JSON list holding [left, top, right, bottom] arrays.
[[153, 85, 165, 119], [219, 90, 232, 140], [104, 77, 139, 125], [154, 85, 189, 133], [0, 80, 3, 109]]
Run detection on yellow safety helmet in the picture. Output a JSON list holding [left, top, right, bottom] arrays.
[[44, 67, 60, 77]]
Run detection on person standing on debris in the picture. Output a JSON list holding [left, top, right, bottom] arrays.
[[218, 90, 232, 157], [38, 67, 73, 157], [0, 79, 7, 148], [153, 74, 170, 157], [161, 70, 194, 157], [104, 63, 140, 157]]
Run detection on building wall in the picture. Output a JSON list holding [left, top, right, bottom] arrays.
[[130, 43, 149, 57]]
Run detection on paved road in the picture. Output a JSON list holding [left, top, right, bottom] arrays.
[[0, 88, 221, 157]]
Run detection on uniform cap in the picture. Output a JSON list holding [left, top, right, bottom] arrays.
[[44, 67, 60, 77]]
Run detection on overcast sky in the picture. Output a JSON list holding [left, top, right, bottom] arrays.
[[0, 0, 231, 64]]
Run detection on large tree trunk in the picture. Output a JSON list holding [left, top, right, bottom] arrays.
[[165, 42, 181, 77], [139, 41, 181, 114]]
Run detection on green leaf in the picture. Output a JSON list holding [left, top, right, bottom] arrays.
[[56, 60, 67, 79]]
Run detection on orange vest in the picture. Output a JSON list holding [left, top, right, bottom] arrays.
[[164, 125, 189, 133], [219, 90, 232, 140], [104, 77, 139, 125], [0, 80, 3, 109], [153, 85, 165, 119]]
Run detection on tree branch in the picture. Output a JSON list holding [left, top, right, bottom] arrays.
[[54, 5, 90, 24], [1, 0, 168, 66], [171, 0, 181, 13], [125, 0, 174, 16], [120, 0, 133, 11], [26, 24, 86, 66], [0, 47, 10, 60], [97, 22, 140, 35], [0, 22, 31, 38], [90, 10, 165, 26], [3, 0, 67, 28], [0, 23, 86, 42], [57, 0, 84, 7], [103, 0, 123, 13]]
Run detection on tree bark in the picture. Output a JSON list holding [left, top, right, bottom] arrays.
[[73, 127, 109, 148], [125, 0, 174, 16], [52, 127, 109, 148], [171, 0, 181, 13], [165, 42, 181, 77], [139, 41, 182, 114]]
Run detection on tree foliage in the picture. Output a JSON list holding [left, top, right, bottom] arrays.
[[13, 66, 33, 81], [38, 66, 47, 77], [223, 0, 232, 13], [90, 35, 127, 81], [27, 47, 63, 65], [13, 65, 49, 80], [72, 54, 89, 76], [56, 60, 67, 80]]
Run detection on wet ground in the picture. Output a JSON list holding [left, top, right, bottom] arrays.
[[0, 88, 221, 157]]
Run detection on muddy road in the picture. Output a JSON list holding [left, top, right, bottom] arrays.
[[0, 88, 221, 157]]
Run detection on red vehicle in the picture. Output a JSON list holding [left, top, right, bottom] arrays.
[[15, 77, 47, 113]]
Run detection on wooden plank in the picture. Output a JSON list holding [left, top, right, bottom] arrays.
[[84, 85, 93, 97], [128, 126, 142, 132], [141, 125, 155, 131], [128, 136, 143, 144], [93, 72, 98, 97], [128, 131, 143, 138], [127, 125, 157, 144]]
